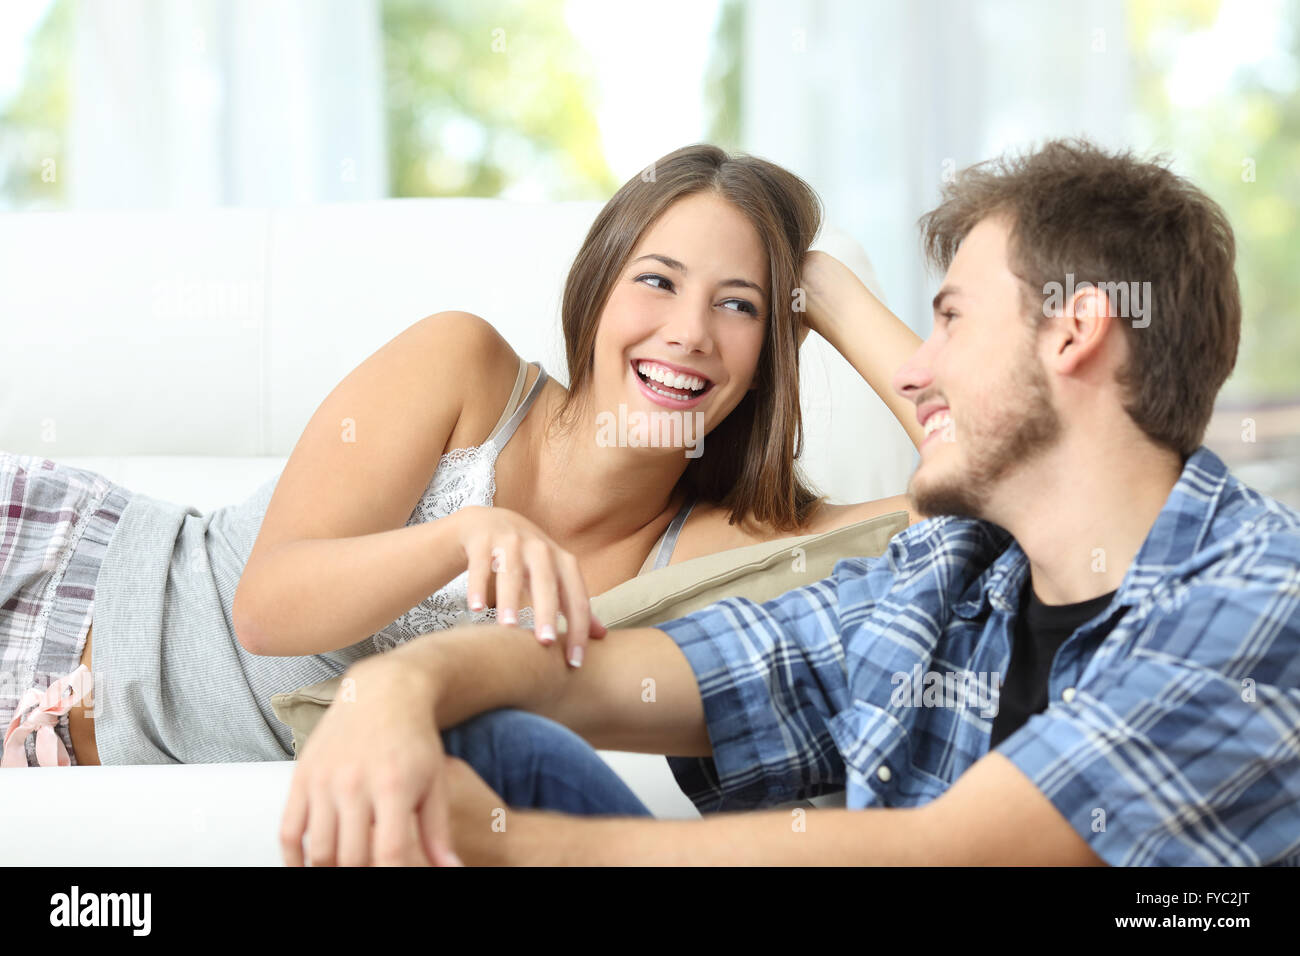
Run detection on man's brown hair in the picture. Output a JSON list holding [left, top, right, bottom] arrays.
[[919, 137, 1241, 460], [553, 143, 825, 532]]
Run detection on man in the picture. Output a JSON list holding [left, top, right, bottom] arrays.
[[280, 138, 1300, 867]]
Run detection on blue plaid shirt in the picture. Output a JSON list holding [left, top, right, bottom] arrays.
[[657, 446, 1300, 866]]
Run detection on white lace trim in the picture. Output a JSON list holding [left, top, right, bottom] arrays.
[[369, 439, 536, 654]]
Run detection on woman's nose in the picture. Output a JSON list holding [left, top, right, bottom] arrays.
[[660, 297, 714, 353]]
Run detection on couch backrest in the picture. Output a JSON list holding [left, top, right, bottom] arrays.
[[0, 199, 916, 504]]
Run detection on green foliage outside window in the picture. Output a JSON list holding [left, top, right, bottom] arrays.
[[1130, 0, 1300, 400]]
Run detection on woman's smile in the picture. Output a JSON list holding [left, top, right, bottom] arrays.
[[629, 358, 715, 409]]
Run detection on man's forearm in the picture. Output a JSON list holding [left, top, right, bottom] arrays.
[[372, 622, 713, 756], [492, 806, 934, 865], [478, 752, 1107, 866]]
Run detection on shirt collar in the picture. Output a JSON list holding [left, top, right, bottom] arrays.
[[951, 445, 1231, 620]]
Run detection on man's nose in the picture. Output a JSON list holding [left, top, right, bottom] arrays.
[[892, 336, 934, 402]]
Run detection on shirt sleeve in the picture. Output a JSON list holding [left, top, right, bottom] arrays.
[[656, 557, 879, 813], [997, 573, 1300, 866]]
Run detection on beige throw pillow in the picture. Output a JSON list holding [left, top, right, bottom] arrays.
[[270, 509, 909, 754]]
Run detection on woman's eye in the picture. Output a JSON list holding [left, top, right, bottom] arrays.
[[637, 273, 674, 292], [943, 310, 959, 324], [636, 274, 757, 317]]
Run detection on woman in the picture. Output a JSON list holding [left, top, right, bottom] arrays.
[[1, 144, 925, 770]]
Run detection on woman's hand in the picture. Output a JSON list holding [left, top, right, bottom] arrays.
[[280, 658, 458, 867], [798, 249, 871, 341], [453, 506, 606, 666]]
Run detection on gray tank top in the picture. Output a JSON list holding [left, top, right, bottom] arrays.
[[90, 358, 695, 764]]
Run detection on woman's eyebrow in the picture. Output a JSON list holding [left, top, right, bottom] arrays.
[[630, 253, 767, 299]]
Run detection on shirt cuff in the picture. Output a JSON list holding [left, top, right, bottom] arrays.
[[657, 604, 783, 813], [997, 707, 1213, 866]]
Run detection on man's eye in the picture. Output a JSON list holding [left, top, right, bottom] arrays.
[[637, 273, 674, 292]]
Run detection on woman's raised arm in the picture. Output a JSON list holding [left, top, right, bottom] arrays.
[[799, 251, 926, 449]]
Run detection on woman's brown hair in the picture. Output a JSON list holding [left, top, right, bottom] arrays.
[[551, 143, 825, 532]]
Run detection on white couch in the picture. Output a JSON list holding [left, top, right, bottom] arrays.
[[0, 198, 915, 864]]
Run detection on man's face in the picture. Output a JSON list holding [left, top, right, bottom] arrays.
[[892, 214, 1063, 520]]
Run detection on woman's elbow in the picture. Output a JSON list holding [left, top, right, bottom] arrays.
[[231, 590, 268, 655]]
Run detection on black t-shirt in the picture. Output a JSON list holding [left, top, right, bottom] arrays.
[[987, 578, 1117, 749]]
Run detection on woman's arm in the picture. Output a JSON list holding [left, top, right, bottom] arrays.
[[234, 313, 602, 659], [233, 311, 492, 656], [800, 251, 926, 449]]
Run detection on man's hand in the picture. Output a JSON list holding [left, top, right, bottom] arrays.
[[276, 618, 709, 866], [441, 757, 519, 865], [279, 657, 461, 867]]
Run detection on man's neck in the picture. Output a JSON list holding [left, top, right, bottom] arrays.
[[988, 430, 1185, 605]]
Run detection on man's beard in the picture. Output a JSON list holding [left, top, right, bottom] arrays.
[[908, 339, 1062, 520]]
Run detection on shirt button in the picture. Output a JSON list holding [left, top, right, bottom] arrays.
[[876, 765, 892, 783], [1062, 687, 1077, 703]]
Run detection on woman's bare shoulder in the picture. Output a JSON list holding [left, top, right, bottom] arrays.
[[421, 311, 528, 450], [672, 501, 772, 560], [418, 311, 517, 369], [799, 495, 919, 534]]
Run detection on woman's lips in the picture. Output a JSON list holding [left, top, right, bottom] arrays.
[[630, 361, 711, 409]]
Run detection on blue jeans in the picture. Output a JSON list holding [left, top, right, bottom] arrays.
[[440, 708, 653, 817]]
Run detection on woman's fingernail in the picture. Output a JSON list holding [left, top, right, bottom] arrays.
[[569, 646, 583, 668], [469, 594, 484, 612], [500, 609, 516, 625], [537, 624, 556, 644]]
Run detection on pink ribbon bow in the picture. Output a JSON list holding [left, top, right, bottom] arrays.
[[2, 664, 93, 768]]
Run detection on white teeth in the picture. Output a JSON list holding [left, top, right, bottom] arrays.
[[923, 411, 953, 438], [635, 361, 706, 392], [648, 383, 690, 400]]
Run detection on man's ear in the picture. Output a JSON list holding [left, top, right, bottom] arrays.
[[1053, 284, 1115, 375], [1069, 282, 1114, 318]]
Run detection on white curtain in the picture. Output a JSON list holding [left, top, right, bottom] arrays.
[[739, 0, 1133, 336], [68, 0, 388, 207]]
